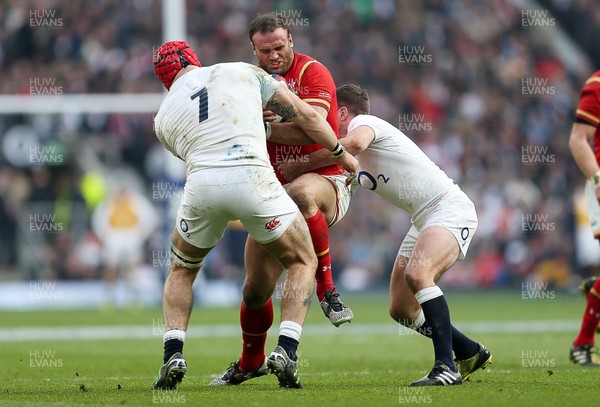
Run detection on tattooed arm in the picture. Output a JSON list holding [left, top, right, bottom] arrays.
[[266, 83, 338, 150]]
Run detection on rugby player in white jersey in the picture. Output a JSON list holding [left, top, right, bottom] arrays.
[[276, 84, 492, 386], [150, 41, 358, 390]]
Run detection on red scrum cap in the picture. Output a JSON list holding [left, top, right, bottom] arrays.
[[153, 41, 201, 90]]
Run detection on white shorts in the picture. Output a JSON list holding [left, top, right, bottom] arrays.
[[584, 179, 600, 238], [322, 175, 354, 227], [399, 188, 478, 260], [176, 166, 299, 248]]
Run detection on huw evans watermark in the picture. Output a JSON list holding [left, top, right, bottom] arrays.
[[399, 114, 432, 133], [152, 182, 183, 202], [30, 78, 63, 95], [29, 213, 64, 233], [521, 77, 555, 97], [398, 46, 432, 65], [521, 213, 556, 234], [521, 9, 555, 29], [275, 10, 309, 28], [29, 350, 63, 368], [521, 281, 556, 300], [30, 146, 64, 165], [521, 146, 555, 165], [30, 281, 64, 300], [521, 349, 556, 367], [399, 386, 432, 404], [29, 9, 63, 28]]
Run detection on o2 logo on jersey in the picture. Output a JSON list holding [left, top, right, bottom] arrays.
[[179, 219, 191, 238], [357, 171, 390, 191], [460, 227, 470, 247]]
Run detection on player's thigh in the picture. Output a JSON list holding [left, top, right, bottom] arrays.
[[286, 173, 338, 221], [321, 174, 354, 227], [238, 167, 314, 303], [171, 227, 212, 264], [242, 214, 316, 307], [261, 212, 316, 269], [406, 226, 460, 285]]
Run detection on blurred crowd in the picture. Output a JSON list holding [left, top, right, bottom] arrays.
[[0, 0, 599, 291]]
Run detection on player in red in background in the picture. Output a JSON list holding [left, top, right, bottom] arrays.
[[209, 12, 355, 386], [568, 69, 600, 366]]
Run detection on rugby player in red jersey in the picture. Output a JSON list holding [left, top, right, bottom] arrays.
[[210, 12, 355, 387], [568, 69, 600, 367]]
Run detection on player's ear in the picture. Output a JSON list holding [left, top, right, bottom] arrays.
[[339, 106, 348, 121], [288, 34, 293, 48], [250, 41, 257, 55]]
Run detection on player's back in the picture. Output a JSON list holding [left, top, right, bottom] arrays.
[[349, 115, 457, 216], [154, 62, 277, 175]]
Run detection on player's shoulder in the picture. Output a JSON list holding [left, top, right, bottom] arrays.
[[212, 61, 262, 76], [582, 69, 600, 89], [351, 114, 385, 128], [292, 52, 331, 76]]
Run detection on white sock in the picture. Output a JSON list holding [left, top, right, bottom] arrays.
[[415, 285, 443, 305], [407, 308, 426, 330], [164, 328, 186, 343], [279, 320, 302, 341]]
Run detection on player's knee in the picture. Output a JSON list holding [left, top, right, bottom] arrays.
[[286, 184, 317, 216]]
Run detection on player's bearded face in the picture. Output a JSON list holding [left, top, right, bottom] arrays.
[[251, 28, 294, 75]]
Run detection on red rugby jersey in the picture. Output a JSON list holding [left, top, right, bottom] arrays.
[[575, 70, 600, 163], [268, 51, 343, 184]]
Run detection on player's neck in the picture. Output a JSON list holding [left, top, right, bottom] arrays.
[[172, 66, 199, 86]]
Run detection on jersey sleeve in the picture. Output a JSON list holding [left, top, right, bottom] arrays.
[[247, 63, 281, 106], [576, 77, 600, 128], [297, 61, 334, 111]]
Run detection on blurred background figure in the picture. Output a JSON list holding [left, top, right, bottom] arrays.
[[92, 185, 157, 308]]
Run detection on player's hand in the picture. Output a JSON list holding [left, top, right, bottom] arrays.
[[263, 108, 279, 122], [278, 160, 306, 182], [334, 150, 359, 175]]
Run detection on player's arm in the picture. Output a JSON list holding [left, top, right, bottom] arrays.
[[267, 84, 358, 173], [266, 105, 329, 145], [569, 122, 600, 196], [278, 125, 375, 181]]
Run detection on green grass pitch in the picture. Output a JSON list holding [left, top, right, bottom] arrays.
[[0, 291, 598, 406]]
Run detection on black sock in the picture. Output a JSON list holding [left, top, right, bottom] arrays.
[[277, 335, 299, 361], [419, 295, 456, 371], [164, 339, 184, 364], [450, 326, 480, 360], [418, 321, 479, 361]]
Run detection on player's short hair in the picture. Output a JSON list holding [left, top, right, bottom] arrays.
[[337, 84, 370, 115], [249, 12, 290, 41]]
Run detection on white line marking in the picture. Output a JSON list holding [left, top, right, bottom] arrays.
[[0, 320, 579, 342]]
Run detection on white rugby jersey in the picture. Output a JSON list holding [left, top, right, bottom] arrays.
[[154, 62, 280, 174], [348, 114, 457, 217]]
